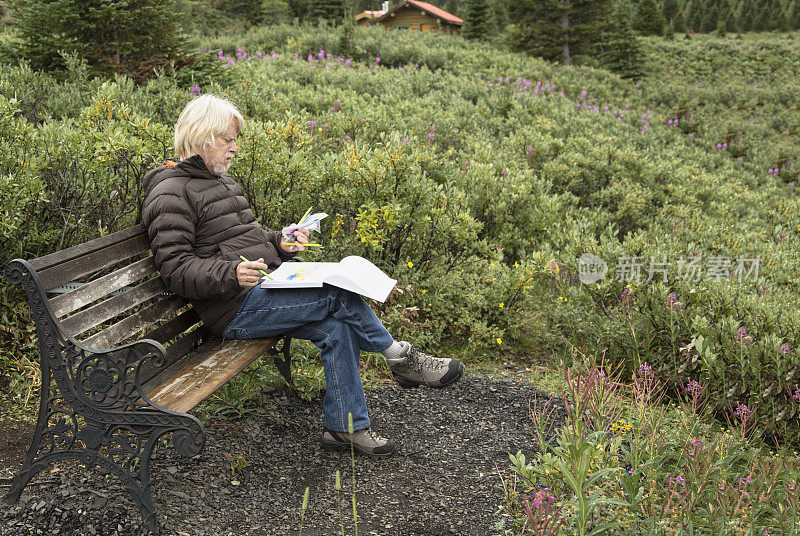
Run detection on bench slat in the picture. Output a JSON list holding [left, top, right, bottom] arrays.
[[143, 338, 277, 413], [38, 234, 151, 292], [29, 224, 147, 273], [83, 294, 185, 349], [50, 257, 157, 318], [145, 309, 201, 347], [60, 277, 166, 338]]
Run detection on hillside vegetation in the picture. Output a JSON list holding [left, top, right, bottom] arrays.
[[1, 27, 799, 445]]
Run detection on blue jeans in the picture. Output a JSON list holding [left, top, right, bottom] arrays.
[[221, 285, 395, 433]]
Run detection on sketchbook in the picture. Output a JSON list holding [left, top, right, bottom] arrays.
[[261, 256, 396, 302]]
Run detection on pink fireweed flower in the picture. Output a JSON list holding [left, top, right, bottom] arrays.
[[781, 344, 790, 354], [272, 53, 278, 59], [638, 363, 653, 379], [734, 403, 752, 421], [375, 56, 381, 64], [690, 438, 704, 447], [792, 385, 800, 403], [736, 328, 752, 345], [190, 85, 200, 96], [686, 380, 703, 395]]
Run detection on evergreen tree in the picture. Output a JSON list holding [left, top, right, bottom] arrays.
[[722, 0, 738, 32], [662, 0, 679, 21], [633, 0, 666, 34], [307, 0, 344, 23], [753, 4, 771, 30], [507, 0, 570, 63], [509, 0, 610, 65], [8, 0, 184, 78], [699, 0, 719, 32], [664, 17, 676, 37], [685, 0, 704, 30], [463, 0, 495, 39], [790, 0, 800, 29], [739, 0, 756, 31], [492, 0, 509, 32], [261, 0, 292, 24], [602, 0, 644, 78], [671, 2, 687, 31]]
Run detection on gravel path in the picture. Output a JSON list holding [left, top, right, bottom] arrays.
[[0, 371, 566, 535]]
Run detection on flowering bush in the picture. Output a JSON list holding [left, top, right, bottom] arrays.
[[2, 26, 800, 444]]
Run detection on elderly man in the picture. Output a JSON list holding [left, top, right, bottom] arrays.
[[141, 94, 464, 457]]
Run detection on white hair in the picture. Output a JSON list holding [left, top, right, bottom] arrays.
[[174, 94, 244, 160]]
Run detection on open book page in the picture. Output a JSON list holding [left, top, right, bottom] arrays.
[[261, 256, 397, 302]]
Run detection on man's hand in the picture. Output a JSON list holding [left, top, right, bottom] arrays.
[[237, 257, 268, 288], [280, 227, 310, 253]]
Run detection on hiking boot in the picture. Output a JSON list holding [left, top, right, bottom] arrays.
[[321, 428, 398, 459], [388, 343, 465, 388]]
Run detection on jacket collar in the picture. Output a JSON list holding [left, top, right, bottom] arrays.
[[179, 154, 219, 179]]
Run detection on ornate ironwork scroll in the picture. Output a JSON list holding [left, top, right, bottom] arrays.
[[4, 259, 207, 534]]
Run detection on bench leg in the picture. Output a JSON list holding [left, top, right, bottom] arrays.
[[270, 335, 294, 386]]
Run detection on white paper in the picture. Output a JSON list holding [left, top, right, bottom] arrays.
[[261, 256, 397, 302]]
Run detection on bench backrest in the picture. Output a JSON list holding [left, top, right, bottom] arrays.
[[23, 224, 205, 383]]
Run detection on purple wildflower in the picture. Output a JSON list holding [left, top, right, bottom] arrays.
[[734, 403, 752, 421], [781, 344, 790, 355], [736, 327, 751, 345], [375, 56, 381, 64], [686, 380, 703, 395], [190, 85, 200, 96]]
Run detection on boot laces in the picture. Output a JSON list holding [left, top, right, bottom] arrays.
[[408, 345, 444, 373], [359, 428, 385, 445]]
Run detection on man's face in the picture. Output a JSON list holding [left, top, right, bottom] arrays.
[[198, 121, 238, 175]]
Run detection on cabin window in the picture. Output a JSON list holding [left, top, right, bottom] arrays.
[[392, 23, 411, 30], [420, 23, 430, 31]]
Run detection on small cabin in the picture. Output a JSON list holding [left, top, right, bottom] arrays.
[[368, 0, 463, 35]]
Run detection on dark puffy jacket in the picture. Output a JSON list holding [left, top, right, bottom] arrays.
[[141, 155, 293, 335]]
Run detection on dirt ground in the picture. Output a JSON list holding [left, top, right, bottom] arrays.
[[0, 370, 566, 535]]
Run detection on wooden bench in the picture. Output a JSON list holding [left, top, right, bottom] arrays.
[[2, 223, 294, 534]]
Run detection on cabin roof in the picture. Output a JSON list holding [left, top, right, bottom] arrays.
[[374, 0, 463, 25]]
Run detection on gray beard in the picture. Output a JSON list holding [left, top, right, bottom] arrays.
[[212, 161, 228, 175]]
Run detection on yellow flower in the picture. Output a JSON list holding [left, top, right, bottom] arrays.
[[496, 338, 502, 345], [498, 302, 504, 308], [407, 261, 413, 268], [421, 289, 427, 294]]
